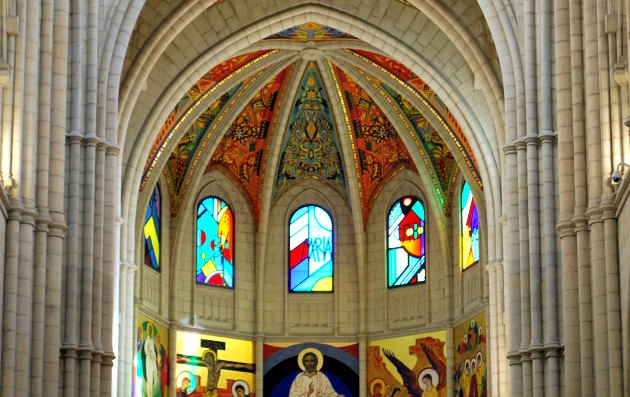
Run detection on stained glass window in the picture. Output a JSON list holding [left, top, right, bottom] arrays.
[[461, 181, 480, 271], [196, 196, 234, 288], [289, 205, 334, 292], [387, 196, 426, 287], [144, 184, 161, 271]]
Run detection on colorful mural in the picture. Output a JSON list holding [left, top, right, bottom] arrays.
[[453, 313, 487, 397], [141, 50, 273, 190], [332, 65, 416, 222], [163, 84, 242, 214], [262, 22, 358, 42], [264, 342, 359, 397], [196, 196, 234, 288], [274, 62, 347, 201], [460, 181, 480, 271], [144, 184, 161, 271], [289, 205, 334, 292], [134, 315, 169, 397], [368, 332, 447, 397], [164, 70, 266, 216], [347, 49, 481, 190], [387, 196, 426, 287], [382, 83, 458, 210], [207, 65, 295, 224], [176, 331, 255, 397]]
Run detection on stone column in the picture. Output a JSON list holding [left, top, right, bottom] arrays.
[[515, 139, 531, 397], [503, 143, 522, 396]]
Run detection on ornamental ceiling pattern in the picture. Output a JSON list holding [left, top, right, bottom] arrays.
[[142, 22, 482, 223], [382, 83, 458, 210], [331, 65, 416, 222], [347, 49, 481, 188], [141, 50, 273, 190], [274, 62, 348, 201], [164, 71, 265, 216], [206, 65, 295, 224], [262, 22, 359, 42]]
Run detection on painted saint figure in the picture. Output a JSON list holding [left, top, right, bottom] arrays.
[[420, 374, 438, 397], [143, 325, 160, 397], [289, 350, 344, 397]]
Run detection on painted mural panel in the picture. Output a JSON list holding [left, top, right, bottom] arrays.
[[368, 331, 447, 397], [453, 313, 487, 397], [134, 315, 170, 397], [175, 331, 255, 397], [264, 342, 359, 396]]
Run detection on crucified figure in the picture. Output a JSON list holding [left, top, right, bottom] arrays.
[[177, 350, 254, 397]]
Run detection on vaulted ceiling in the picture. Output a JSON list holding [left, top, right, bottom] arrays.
[[139, 22, 482, 224]]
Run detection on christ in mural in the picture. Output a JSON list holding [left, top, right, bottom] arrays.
[[289, 349, 345, 397]]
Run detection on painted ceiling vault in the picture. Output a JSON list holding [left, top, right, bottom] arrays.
[[141, 22, 482, 224]]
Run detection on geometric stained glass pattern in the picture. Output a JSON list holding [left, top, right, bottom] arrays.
[[275, 62, 347, 201], [387, 196, 426, 287], [207, 64, 295, 224], [332, 65, 416, 223], [461, 181, 480, 271], [196, 197, 234, 288], [144, 184, 161, 272], [261, 22, 358, 42], [289, 205, 334, 292]]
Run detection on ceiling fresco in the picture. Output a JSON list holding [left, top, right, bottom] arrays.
[[261, 22, 359, 42], [142, 22, 482, 223], [141, 50, 275, 190], [274, 62, 348, 201], [331, 64, 417, 223], [347, 49, 481, 188], [206, 65, 296, 224], [163, 71, 266, 216], [381, 82, 458, 210]]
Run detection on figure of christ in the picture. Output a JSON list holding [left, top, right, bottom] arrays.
[[289, 352, 344, 397], [177, 350, 254, 397]]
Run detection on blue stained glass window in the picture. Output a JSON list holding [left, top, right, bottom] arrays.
[[196, 197, 234, 288], [387, 196, 426, 287], [144, 184, 161, 271], [289, 205, 334, 292]]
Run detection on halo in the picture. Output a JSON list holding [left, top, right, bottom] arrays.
[[232, 380, 250, 397], [202, 349, 217, 362], [464, 359, 471, 375], [370, 378, 386, 395], [471, 357, 477, 374], [176, 371, 197, 394], [418, 368, 439, 390], [476, 351, 483, 368], [297, 348, 323, 371]]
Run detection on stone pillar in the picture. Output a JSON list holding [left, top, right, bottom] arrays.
[[503, 143, 521, 396]]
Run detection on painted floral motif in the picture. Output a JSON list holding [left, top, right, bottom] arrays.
[[383, 83, 458, 210], [332, 65, 416, 222], [262, 22, 358, 42], [141, 50, 272, 190], [207, 65, 294, 224], [274, 62, 347, 200], [348, 49, 481, 189]]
